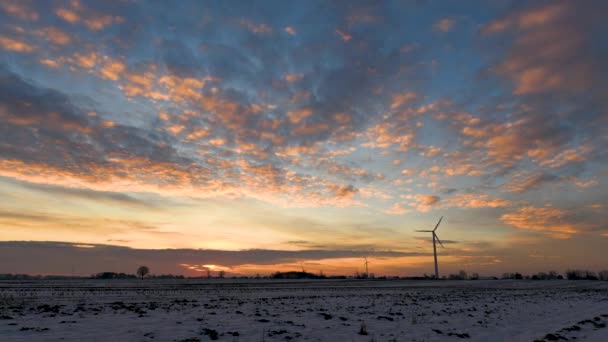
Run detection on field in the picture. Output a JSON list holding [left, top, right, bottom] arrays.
[[1, 279, 607, 341]]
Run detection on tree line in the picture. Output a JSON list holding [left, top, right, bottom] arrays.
[[1, 267, 607, 280]]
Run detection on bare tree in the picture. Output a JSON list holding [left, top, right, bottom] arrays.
[[137, 266, 149, 280]]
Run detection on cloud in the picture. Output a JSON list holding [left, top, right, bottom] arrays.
[[284, 26, 296, 35], [538, 146, 592, 168], [0, 209, 162, 236], [55, 8, 79, 23], [389, 192, 510, 214], [99, 59, 126, 81], [0, 65, 374, 208], [55, 2, 123, 31], [443, 194, 510, 209], [482, 1, 606, 95], [0, 241, 428, 275], [1, 1, 39, 21], [390, 92, 417, 109], [572, 178, 598, 188], [284, 73, 303, 83], [335, 29, 352, 42], [455, 109, 579, 171], [0, 36, 35, 52], [384, 203, 408, 215], [415, 194, 441, 206], [397, 194, 441, 212], [33, 27, 72, 45], [433, 18, 455, 32], [504, 172, 560, 193], [3, 177, 159, 209], [500, 206, 582, 238], [241, 19, 272, 34]]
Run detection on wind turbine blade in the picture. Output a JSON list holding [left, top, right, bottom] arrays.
[[434, 233, 445, 248], [415, 230, 434, 232], [433, 216, 444, 232]]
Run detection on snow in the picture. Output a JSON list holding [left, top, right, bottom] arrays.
[[1, 279, 607, 341]]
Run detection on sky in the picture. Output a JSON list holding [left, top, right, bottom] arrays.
[[0, 0, 607, 277]]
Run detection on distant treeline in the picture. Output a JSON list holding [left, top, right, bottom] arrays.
[[0, 273, 185, 280], [0, 274, 83, 280], [565, 270, 608, 281], [1, 269, 607, 280], [500, 270, 608, 280], [271, 271, 327, 279], [91, 272, 185, 279]]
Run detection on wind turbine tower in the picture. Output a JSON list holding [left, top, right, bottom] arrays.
[[416, 216, 445, 279], [363, 257, 370, 277]]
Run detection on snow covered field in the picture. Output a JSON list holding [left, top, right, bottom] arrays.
[[1, 279, 607, 341]]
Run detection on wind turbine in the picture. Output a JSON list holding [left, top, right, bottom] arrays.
[[416, 216, 444, 279]]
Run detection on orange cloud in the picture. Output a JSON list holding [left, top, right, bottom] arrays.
[[444, 194, 510, 209], [39, 59, 60, 68], [481, 3, 566, 34], [324, 161, 383, 182], [400, 194, 441, 212], [419, 145, 442, 158], [72, 51, 98, 68], [433, 18, 455, 32], [276, 145, 318, 157], [287, 107, 313, 124], [166, 124, 185, 135], [159, 75, 209, 101], [572, 178, 598, 188], [99, 60, 127, 81], [500, 206, 581, 238], [1, 1, 39, 21], [362, 122, 415, 151], [85, 15, 122, 31], [443, 164, 475, 176], [55, 8, 80, 23], [325, 146, 356, 157], [384, 203, 409, 215], [34, 27, 72, 45], [390, 92, 417, 109], [537, 146, 592, 168], [284, 73, 303, 83], [293, 122, 329, 136], [504, 172, 558, 193], [118, 71, 169, 100], [0, 36, 35, 53], [55, 2, 123, 31], [517, 4, 566, 29], [483, 2, 595, 95], [333, 112, 351, 125], [284, 26, 296, 35], [185, 128, 210, 141], [459, 115, 570, 168], [335, 29, 352, 42]]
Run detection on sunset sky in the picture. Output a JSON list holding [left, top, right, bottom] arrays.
[[0, 0, 607, 277]]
